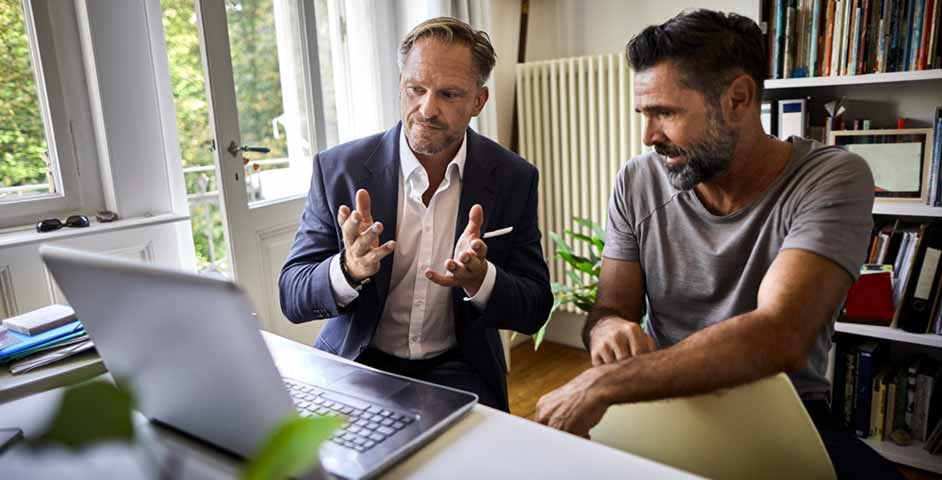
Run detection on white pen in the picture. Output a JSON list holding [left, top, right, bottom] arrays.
[[482, 226, 513, 239]]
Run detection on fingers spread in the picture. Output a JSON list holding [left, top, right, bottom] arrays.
[[471, 239, 487, 260], [425, 269, 458, 287], [464, 204, 484, 238], [363, 240, 396, 264], [341, 210, 362, 247], [351, 221, 382, 255], [337, 205, 351, 226], [355, 189, 373, 224]]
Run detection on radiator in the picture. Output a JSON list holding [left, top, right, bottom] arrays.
[[515, 53, 643, 311]]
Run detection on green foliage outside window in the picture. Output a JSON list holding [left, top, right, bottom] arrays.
[[0, 0, 50, 191]]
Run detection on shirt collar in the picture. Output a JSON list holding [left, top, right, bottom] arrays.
[[399, 127, 467, 183]]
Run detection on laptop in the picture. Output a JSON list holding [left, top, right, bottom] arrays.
[[39, 245, 476, 479]]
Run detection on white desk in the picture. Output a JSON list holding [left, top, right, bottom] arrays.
[[0, 332, 698, 479]]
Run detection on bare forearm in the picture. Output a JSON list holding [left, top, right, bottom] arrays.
[[591, 310, 805, 405]]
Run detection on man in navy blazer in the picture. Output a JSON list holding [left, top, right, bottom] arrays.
[[279, 17, 552, 411]]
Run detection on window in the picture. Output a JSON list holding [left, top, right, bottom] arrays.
[[0, 0, 87, 228]]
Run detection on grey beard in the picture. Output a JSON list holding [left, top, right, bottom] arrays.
[[661, 123, 738, 191]]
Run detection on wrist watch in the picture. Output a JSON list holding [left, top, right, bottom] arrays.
[[339, 248, 371, 291]]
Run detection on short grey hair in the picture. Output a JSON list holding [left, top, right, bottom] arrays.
[[398, 17, 497, 87]]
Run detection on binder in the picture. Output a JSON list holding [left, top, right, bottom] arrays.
[[0, 320, 84, 363], [778, 98, 808, 140], [899, 222, 942, 332]]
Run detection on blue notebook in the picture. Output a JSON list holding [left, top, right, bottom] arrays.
[[0, 320, 84, 362]]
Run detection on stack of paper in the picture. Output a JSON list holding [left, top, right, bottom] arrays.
[[0, 319, 92, 374]]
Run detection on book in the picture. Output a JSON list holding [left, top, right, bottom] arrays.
[[854, 341, 882, 437], [906, 357, 921, 429], [872, 368, 889, 438], [913, 360, 938, 441], [2, 304, 76, 336], [0, 320, 84, 363], [778, 98, 808, 139], [885, 372, 898, 438]]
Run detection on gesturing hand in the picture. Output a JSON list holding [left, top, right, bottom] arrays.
[[337, 189, 396, 281], [425, 204, 489, 296], [589, 317, 655, 366]]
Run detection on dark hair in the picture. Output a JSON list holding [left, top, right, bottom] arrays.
[[626, 9, 766, 105], [399, 17, 497, 87]]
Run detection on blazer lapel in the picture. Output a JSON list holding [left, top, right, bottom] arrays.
[[357, 124, 401, 311], [455, 128, 498, 254]]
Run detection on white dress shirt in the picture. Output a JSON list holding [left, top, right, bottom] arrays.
[[328, 129, 497, 359]]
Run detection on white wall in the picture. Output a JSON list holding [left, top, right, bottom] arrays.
[[487, 0, 758, 149]]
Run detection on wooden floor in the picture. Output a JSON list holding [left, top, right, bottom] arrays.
[[506, 339, 592, 420], [505, 340, 939, 480]]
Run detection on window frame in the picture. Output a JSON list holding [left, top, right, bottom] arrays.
[[0, 0, 94, 228]]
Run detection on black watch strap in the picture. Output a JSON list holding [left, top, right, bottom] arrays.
[[339, 248, 370, 291]]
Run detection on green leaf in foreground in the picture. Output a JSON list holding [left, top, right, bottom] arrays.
[[34, 380, 135, 449], [243, 414, 342, 480]]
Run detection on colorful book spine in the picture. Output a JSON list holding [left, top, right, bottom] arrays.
[[811, 0, 823, 75], [918, 0, 936, 68], [911, 0, 926, 70], [902, 0, 916, 70], [928, 0, 941, 68], [824, 0, 837, 74], [859, 0, 872, 73], [785, 1, 798, 77], [854, 341, 881, 438]]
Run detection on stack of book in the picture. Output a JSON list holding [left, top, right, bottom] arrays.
[[832, 337, 941, 454], [864, 220, 942, 334], [766, 0, 942, 79], [0, 305, 94, 375]]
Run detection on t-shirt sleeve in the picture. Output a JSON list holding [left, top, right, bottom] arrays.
[[603, 165, 640, 261], [781, 150, 875, 280]]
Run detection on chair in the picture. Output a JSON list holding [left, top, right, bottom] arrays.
[[588, 373, 836, 480]]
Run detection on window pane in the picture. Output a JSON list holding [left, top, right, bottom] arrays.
[[0, 0, 54, 200], [162, 0, 231, 276], [227, 0, 314, 206]]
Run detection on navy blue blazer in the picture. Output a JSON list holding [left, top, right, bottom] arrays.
[[279, 123, 553, 412]]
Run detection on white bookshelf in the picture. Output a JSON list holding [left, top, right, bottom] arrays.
[[835, 323, 942, 348], [764, 69, 942, 90], [862, 438, 942, 474], [872, 204, 942, 218]]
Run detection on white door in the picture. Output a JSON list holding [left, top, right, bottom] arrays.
[[196, 0, 329, 343]]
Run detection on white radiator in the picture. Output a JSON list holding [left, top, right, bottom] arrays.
[[515, 54, 643, 310]]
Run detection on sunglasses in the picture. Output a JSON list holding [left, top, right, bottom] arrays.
[[36, 215, 90, 233]]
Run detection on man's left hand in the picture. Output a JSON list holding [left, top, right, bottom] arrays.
[[426, 204, 488, 296], [535, 366, 611, 438]]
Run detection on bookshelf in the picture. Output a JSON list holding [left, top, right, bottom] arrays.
[[862, 438, 942, 474], [765, 69, 942, 89], [835, 322, 942, 349], [871, 204, 942, 218]]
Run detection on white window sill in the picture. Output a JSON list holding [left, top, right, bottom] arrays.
[[0, 213, 190, 249]]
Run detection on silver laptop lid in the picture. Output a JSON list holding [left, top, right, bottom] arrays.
[[40, 245, 293, 457]]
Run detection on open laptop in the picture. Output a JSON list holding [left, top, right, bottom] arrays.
[[39, 245, 476, 479]]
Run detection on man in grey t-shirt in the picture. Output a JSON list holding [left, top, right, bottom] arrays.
[[535, 10, 897, 478]]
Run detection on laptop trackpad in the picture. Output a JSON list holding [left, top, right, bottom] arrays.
[[331, 371, 410, 399]]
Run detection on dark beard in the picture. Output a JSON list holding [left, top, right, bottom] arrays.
[[655, 113, 738, 191]]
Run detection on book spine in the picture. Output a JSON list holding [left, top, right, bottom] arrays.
[[874, 376, 887, 439], [903, 0, 916, 70], [869, 0, 885, 71], [811, 0, 823, 74], [859, 0, 872, 73], [914, 371, 930, 440], [934, 111, 942, 207], [906, 362, 919, 429], [844, 348, 858, 428], [841, 0, 854, 73], [825, 0, 837, 74], [786, 2, 798, 77], [911, 0, 926, 69], [850, 3, 862, 73], [920, 0, 936, 68], [885, 380, 898, 438], [855, 348, 877, 437], [833, 0, 846, 74], [929, 0, 942, 67]]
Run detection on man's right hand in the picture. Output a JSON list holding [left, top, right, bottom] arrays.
[[338, 189, 396, 282], [588, 316, 655, 366]]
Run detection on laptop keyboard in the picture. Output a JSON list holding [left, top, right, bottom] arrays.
[[283, 378, 415, 453]]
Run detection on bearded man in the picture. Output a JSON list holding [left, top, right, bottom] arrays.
[[534, 9, 900, 479]]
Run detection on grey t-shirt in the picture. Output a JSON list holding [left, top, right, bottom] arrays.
[[603, 137, 875, 396]]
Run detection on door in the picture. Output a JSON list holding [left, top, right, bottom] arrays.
[[196, 0, 329, 343]]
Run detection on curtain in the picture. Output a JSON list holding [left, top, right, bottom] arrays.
[[323, 0, 496, 145]]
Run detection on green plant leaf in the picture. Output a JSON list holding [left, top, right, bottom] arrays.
[[566, 270, 584, 287], [557, 251, 596, 275], [550, 282, 573, 295], [563, 230, 594, 245], [243, 414, 342, 480], [572, 217, 606, 241], [34, 380, 135, 449], [534, 296, 562, 350], [548, 232, 573, 255]]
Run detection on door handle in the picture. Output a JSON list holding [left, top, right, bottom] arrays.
[[227, 141, 271, 156]]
